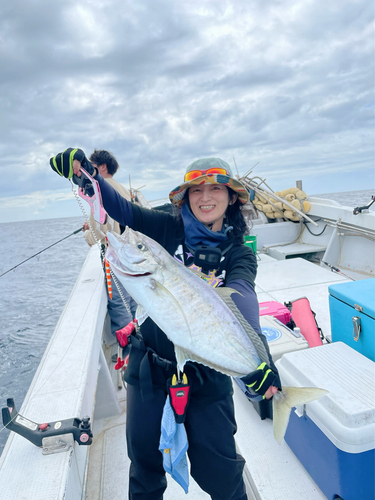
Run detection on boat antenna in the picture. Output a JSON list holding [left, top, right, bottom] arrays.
[[0, 227, 84, 278], [233, 157, 240, 179], [242, 162, 259, 179]]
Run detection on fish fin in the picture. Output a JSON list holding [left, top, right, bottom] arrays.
[[174, 346, 192, 372], [215, 287, 243, 299], [175, 345, 234, 375], [135, 305, 148, 326], [216, 287, 271, 366], [153, 281, 193, 340], [272, 386, 328, 444], [189, 268, 207, 279]]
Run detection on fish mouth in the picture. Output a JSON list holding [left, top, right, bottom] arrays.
[[107, 255, 152, 278], [120, 270, 152, 278], [105, 229, 154, 278]]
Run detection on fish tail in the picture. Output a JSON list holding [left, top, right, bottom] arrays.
[[272, 386, 328, 444]]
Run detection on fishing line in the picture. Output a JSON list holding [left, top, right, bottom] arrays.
[[0, 226, 86, 434], [70, 180, 134, 321], [0, 227, 84, 278], [0, 179, 121, 434], [0, 294, 95, 436], [0, 180, 134, 437]]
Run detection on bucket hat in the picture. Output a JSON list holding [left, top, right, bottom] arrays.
[[169, 158, 249, 208]]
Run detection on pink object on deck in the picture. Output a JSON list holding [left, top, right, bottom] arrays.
[[258, 301, 292, 325], [288, 297, 323, 348]]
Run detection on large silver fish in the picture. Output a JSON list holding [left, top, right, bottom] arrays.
[[106, 227, 327, 442]]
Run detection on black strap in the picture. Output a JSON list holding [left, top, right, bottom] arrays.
[[128, 334, 145, 351], [128, 330, 205, 402], [139, 350, 154, 401], [184, 240, 234, 260], [128, 334, 176, 401], [151, 352, 175, 371]]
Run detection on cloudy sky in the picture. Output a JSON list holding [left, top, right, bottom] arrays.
[[0, 0, 374, 222]]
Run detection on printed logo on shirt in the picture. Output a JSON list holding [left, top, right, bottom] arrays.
[[188, 264, 223, 288]]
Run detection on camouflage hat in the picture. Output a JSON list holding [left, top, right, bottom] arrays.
[[169, 158, 249, 208]]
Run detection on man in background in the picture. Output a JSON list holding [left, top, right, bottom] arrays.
[[83, 149, 137, 335]]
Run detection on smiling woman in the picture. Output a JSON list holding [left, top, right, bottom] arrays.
[[49, 147, 282, 499], [170, 158, 250, 248], [188, 184, 234, 231]]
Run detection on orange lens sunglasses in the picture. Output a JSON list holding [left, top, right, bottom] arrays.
[[184, 167, 229, 182]]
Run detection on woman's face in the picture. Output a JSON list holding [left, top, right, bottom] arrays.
[[188, 184, 235, 231]]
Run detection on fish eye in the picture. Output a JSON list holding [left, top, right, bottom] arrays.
[[137, 243, 146, 251]]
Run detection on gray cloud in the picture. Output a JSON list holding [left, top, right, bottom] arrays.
[[0, 0, 373, 221]]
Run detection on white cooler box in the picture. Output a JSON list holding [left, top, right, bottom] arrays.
[[276, 342, 375, 500], [260, 315, 309, 362]]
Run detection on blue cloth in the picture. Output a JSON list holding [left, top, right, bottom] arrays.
[[159, 396, 189, 494], [180, 203, 229, 249]]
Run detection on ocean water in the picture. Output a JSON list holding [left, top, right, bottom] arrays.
[[0, 216, 89, 452], [311, 189, 374, 210], [0, 189, 373, 454]]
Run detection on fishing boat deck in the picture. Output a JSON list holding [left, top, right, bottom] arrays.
[[86, 255, 348, 500], [85, 340, 213, 499], [234, 254, 349, 500], [1, 200, 373, 500]]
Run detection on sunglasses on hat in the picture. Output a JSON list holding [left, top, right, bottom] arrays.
[[184, 167, 230, 182]]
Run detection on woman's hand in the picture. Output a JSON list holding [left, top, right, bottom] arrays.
[[50, 148, 87, 179], [264, 385, 278, 400], [241, 363, 281, 399], [73, 159, 82, 176]]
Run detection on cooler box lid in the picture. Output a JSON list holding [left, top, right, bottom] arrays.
[[328, 278, 375, 319], [276, 342, 375, 453], [259, 301, 292, 325], [260, 315, 308, 362]]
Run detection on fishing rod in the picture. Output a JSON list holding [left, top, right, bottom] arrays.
[[0, 226, 84, 278], [321, 261, 355, 281], [0, 225, 86, 436]]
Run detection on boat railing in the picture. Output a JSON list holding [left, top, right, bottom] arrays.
[[0, 246, 118, 500]]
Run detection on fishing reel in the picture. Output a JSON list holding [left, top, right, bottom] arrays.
[[2, 398, 93, 455]]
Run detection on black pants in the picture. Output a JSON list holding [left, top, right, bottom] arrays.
[[126, 384, 248, 500]]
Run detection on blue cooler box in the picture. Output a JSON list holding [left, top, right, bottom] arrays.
[[329, 278, 375, 361], [276, 342, 375, 500]]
